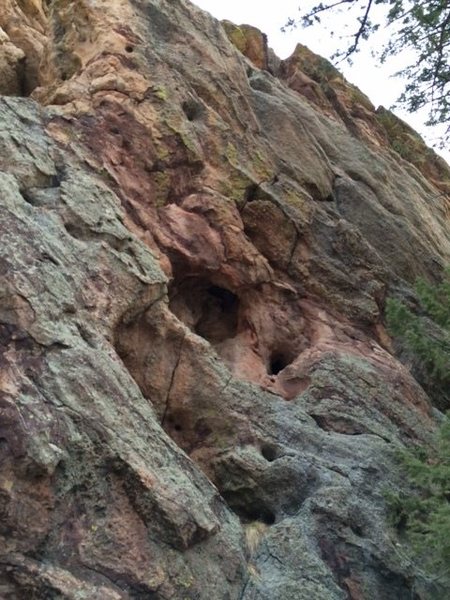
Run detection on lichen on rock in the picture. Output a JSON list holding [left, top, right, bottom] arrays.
[[0, 1, 449, 599]]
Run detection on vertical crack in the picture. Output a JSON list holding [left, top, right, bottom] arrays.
[[160, 333, 186, 428], [286, 230, 300, 271]]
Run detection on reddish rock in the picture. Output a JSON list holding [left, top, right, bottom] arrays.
[[0, 1, 449, 599]]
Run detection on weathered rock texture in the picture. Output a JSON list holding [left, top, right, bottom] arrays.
[[0, 1, 449, 599]]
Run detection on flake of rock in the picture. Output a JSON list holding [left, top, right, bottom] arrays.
[[0, 1, 449, 599]]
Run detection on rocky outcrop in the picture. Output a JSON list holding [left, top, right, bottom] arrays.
[[228, 32, 450, 198], [0, 1, 449, 599], [222, 21, 269, 71]]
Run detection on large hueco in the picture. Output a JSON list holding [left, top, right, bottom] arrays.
[[0, 1, 449, 598]]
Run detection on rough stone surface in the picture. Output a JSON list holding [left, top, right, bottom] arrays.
[[222, 21, 269, 72], [0, 1, 449, 599], [277, 43, 450, 197]]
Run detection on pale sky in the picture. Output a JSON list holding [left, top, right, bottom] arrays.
[[192, 0, 449, 164]]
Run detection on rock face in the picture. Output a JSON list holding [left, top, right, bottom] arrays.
[[0, 1, 449, 599]]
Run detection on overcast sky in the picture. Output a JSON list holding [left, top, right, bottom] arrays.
[[192, 0, 449, 164]]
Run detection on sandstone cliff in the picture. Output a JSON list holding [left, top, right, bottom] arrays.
[[0, 1, 449, 599]]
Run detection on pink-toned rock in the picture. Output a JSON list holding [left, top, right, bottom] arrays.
[[0, 1, 449, 599]]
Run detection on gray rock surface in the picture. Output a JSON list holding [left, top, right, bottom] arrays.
[[0, 1, 449, 598]]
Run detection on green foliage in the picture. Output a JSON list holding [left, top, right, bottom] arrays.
[[385, 269, 450, 589], [385, 268, 450, 403], [388, 416, 450, 589], [284, 1, 450, 145]]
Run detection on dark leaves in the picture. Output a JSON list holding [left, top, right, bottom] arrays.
[[283, 0, 450, 145]]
